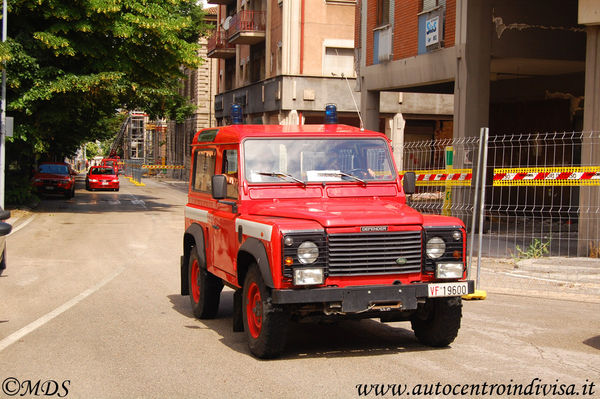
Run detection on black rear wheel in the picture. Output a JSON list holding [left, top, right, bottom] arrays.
[[188, 247, 223, 319]]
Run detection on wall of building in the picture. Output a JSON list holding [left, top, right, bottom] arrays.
[[268, 0, 283, 78], [392, 0, 419, 60], [302, 0, 356, 76]]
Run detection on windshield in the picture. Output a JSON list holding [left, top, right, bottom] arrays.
[[39, 164, 69, 175], [244, 138, 396, 183], [91, 167, 115, 175]]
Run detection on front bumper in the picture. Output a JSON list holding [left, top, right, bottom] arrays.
[[89, 182, 119, 190], [34, 184, 72, 194], [272, 280, 474, 313]]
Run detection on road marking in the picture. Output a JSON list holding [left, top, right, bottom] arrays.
[[129, 194, 146, 208], [8, 215, 36, 236], [0, 266, 125, 353]]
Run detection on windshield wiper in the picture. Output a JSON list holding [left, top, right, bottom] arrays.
[[256, 171, 307, 187], [320, 171, 367, 185]]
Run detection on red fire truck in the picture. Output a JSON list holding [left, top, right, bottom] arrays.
[[181, 106, 473, 358]]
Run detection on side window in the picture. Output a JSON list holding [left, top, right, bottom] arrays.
[[223, 149, 239, 199], [192, 149, 216, 193]]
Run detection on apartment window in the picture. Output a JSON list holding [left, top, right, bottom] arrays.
[[377, 0, 390, 26], [323, 47, 355, 77], [419, 0, 439, 13]]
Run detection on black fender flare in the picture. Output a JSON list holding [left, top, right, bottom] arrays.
[[239, 238, 274, 288], [181, 223, 206, 295]]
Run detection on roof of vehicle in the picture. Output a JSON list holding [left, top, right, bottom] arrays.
[[192, 124, 388, 145]]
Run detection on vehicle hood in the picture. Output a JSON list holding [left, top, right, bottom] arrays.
[[34, 173, 70, 180], [248, 198, 424, 228]]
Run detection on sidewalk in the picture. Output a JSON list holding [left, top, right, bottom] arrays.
[[474, 257, 600, 303]]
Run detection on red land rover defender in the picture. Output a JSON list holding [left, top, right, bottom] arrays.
[[181, 112, 474, 358]]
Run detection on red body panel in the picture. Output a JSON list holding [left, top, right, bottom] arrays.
[[185, 124, 467, 291]]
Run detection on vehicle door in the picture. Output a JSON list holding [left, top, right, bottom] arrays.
[[211, 146, 239, 277], [188, 147, 218, 270]]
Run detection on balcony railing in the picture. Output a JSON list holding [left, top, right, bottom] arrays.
[[227, 10, 266, 45], [207, 29, 235, 59], [206, 0, 234, 5]]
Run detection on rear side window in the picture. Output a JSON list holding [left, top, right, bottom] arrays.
[[192, 149, 216, 193]]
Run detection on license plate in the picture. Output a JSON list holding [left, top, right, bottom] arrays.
[[45, 186, 54, 190], [427, 282, 469, 297], [102, 182, 108, 185]]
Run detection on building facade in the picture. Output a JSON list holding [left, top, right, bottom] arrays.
[[357, 0, 600, 254], [207, 0, 361, 126]]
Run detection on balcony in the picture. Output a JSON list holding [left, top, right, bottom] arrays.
[[227, 10, 266, 45], [207, 30, 236, 59], [206, 0, 234, 5]]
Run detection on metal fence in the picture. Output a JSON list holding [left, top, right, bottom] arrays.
[[402, 130, 600, 259], [122, 159, 144, 185]]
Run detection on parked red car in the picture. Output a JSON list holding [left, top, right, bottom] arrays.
[[86, 166, 119, 191], [32, 162, 76, 199]]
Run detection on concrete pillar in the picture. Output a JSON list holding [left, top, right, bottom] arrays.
[[387, 113, 405, 170], [453, 0, 491, 229], [579, 26, 600, 256], [361, 83, 380, 132], [453, 0, 491, 139]]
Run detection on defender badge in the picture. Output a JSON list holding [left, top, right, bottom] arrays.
[[361, 226, 388, 232]]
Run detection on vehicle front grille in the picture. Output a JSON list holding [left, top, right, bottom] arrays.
[[328, 231, 422, 276]]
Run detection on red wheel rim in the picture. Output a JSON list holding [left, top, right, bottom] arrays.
[[191, 259, 200, 303], [246, 282, 262, 338]]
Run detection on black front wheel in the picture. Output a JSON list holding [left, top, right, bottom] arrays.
[[242, 265, 289, 359], [410, 297, 462, 347]]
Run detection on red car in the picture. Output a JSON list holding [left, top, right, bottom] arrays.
[[86, 166, 120, 191], [32, 162, 76, 199]]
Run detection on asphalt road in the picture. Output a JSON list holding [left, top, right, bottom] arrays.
[[1, 176, 599, 398]]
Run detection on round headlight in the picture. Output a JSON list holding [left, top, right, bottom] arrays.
[[426, 237, 446, 259], [297, 241, 319, 264], [452, 230, 462, 241]]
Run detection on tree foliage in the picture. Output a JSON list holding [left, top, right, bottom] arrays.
[[5, 0, 209, 161]]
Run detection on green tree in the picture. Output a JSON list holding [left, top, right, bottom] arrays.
[[3, 0, 209, 203], [85, 141, 100, 160]]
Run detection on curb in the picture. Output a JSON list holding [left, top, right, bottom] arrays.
[[127, 177, 145, 187]]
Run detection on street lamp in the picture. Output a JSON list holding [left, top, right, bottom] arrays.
[[1, 0, 7, 209]]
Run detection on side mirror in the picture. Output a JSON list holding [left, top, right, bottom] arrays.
[[212, 175, 228, 200], [402, 172, 416, 195]]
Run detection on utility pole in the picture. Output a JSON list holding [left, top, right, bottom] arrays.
[[1, 0, 7, 209]]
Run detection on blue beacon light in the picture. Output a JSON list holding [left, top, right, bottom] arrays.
[[325, 104, 338, 124], [231, 104, 243, 124]]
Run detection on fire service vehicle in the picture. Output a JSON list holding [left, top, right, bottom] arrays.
[[181, 105, 474, 358]]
